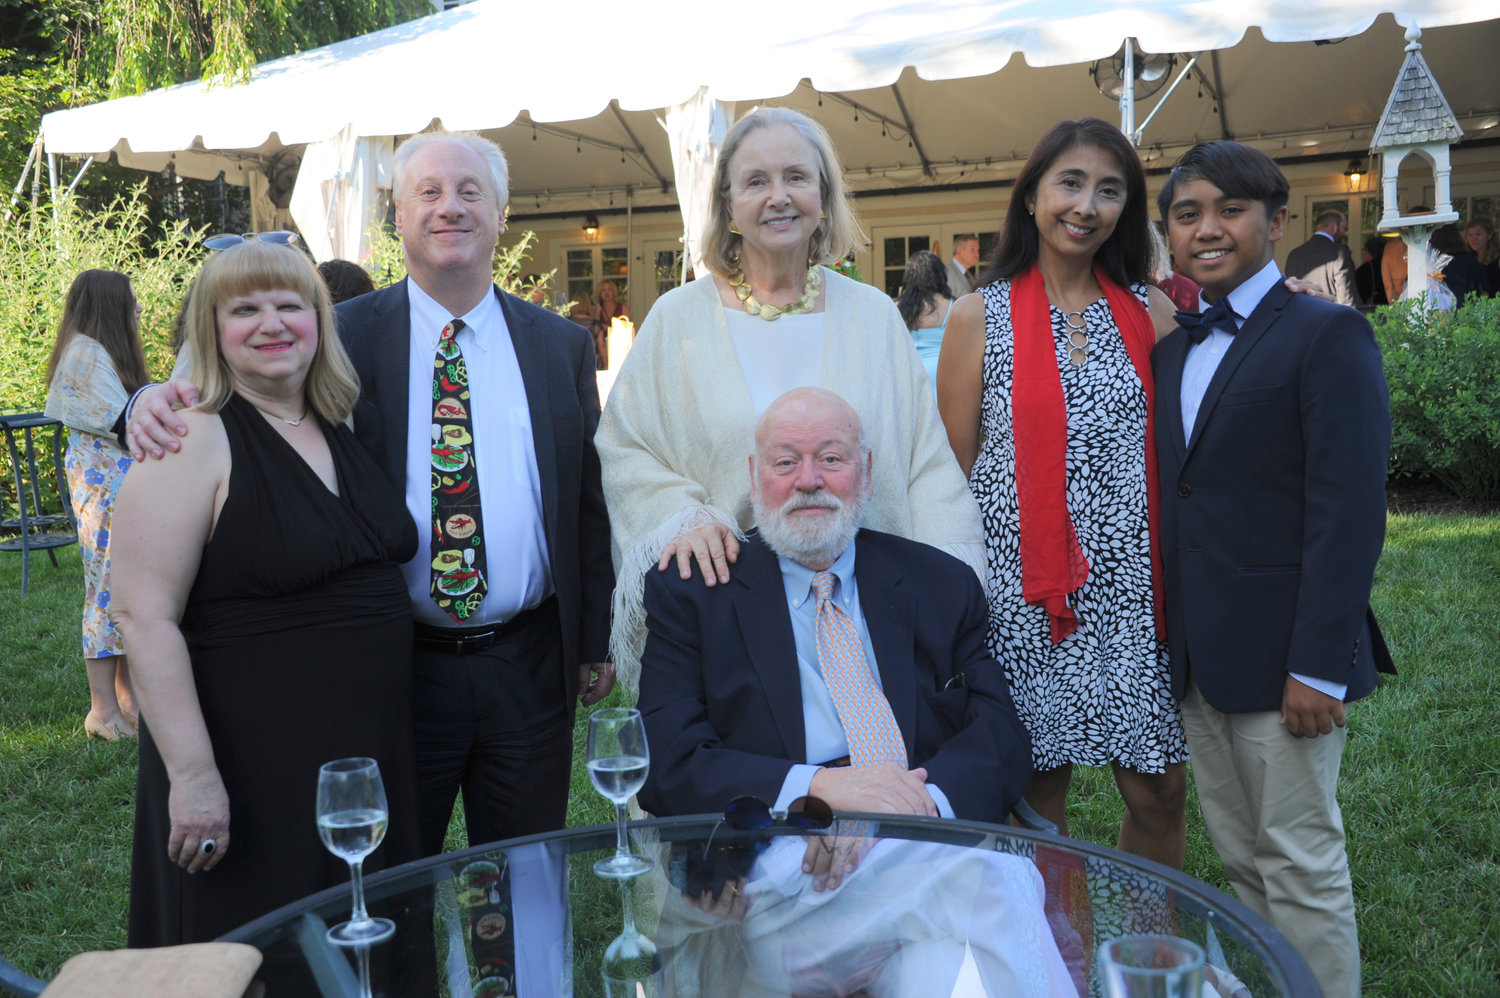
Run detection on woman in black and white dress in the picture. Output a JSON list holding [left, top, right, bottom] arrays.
[[936, 118, 1187, 868]]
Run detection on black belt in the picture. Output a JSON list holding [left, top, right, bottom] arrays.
[[413, 596, 556, 656]]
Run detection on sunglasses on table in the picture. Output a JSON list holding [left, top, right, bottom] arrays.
[[203, 230, 300, 251], [669, 795, 833, 899]]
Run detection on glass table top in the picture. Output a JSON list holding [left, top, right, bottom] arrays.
[[224, 814, 1318, 997]]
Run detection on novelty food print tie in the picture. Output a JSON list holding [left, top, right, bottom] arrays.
[[431, 319, 487, 621]]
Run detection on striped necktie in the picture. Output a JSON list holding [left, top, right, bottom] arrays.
[[811, 571, 907, 768]]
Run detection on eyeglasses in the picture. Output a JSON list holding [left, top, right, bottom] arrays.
[[668, 795, 833, 899], [203, 230, 300, 251]]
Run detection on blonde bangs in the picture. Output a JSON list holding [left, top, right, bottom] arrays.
[[184, 241, 361, 423]]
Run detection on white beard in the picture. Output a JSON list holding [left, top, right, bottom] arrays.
[[753, 487, 865, 567]]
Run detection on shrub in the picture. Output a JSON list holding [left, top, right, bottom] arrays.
[[1372, 296, 1500, 500], [0, 191, 200, 416]]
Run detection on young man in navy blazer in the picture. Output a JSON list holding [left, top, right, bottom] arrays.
[[1153, 141, 1393, 998]]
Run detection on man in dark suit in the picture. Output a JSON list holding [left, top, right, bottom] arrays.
[[1155, 141, 1392, 998], [126, 132, 614, 857], [637, 387, 1069, 998], [333, 131, 613, 855], [638, 387, 1032, 828], [1284, 208, 1362, 307]]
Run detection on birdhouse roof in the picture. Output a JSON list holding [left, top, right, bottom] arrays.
[[1371, 45, 1464, 149]]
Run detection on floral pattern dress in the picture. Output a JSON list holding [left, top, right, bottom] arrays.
[[44, 336, 133, 659]]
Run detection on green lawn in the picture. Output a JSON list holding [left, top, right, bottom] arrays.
[[2, 514, 1497, 994]]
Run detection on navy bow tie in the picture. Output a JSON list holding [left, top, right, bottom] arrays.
[[1175, 299, 1239, 344]]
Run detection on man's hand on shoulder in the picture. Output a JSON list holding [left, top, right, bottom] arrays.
[[127, 379, 202, 461], [809, 764, 937, 817], [1280, 675, 1347, 738]]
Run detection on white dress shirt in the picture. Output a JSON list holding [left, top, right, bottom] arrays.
[[770, 541, 954, 817], [1178, 261, 1347, 701], [404, 281, 552, 627]]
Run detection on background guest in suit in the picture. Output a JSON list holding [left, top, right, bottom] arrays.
[[1285, 209, 1362, 307], [947, 234, 980, 296], [1155, 140, 1393, 998], [44, 269, 148, 741], [936, 116, 1188, 869], [597, 106, 983, 694], [637, 387, 1071, 997], [895, 250, 955, 384], [123, 131, 615, 856], [1354, 235, 1388, 307]]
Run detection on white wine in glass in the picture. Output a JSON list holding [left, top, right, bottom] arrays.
[[317, 757, 396, 945], [588, 708, 653, 878]]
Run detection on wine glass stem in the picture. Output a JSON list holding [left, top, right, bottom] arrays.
[[348, 858, 370, 923], [614, 801, 631, 859], [356, 944, 373, 998], [620, 879, 638, 936]]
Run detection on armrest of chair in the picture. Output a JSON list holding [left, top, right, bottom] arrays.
[[0, 955, 45, 998], [1011, 797, 1059, 836]]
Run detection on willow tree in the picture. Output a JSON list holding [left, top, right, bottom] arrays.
[[73, 0, 432, 96]]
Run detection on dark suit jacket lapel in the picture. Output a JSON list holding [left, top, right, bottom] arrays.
[[499, 289, 559, 553], [1155, 331, 1190, 465], [730, 539, 806, 760], [853, 535, 919, 760], [1184, 282, 1291, 463], [373, 280, 413, 487]]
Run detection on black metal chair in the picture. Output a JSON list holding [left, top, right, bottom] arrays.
[[0, 413, 78, 594], [0, 954, 44, 997]]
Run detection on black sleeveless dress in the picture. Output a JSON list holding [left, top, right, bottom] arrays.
[[129, 394, 422, 946]]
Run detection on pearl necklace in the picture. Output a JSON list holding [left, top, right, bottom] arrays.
[[727, 266, 823, 321]]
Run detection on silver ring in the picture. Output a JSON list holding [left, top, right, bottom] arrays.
[[200, 838, 217, 856]]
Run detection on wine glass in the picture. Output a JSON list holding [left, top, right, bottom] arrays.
[[588, 707, 653, 878], [1097, 934, 1205, 997], [601, 880, 663, 997], [316, 757, 395, 945]]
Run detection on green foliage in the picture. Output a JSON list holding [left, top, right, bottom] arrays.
[[1372, 296, 1500, 500], [67, 0, 430, 97], [0, 193, 200, 415], [362, 224, 567, 314]]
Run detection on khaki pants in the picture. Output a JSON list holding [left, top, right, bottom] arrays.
[[1182, 681, 1360, 998]]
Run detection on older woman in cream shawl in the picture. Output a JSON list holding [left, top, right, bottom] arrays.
[[597, 107, 983, 691]]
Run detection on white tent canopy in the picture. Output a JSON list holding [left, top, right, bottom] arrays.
[[39, 0, 1500, 253]]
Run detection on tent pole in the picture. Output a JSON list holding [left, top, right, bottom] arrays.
[[5, 135, 41, 224], [1120, 39, 1136, 141], [48, 153, 59, 223], [1131, 55, 1201, 146], [626, 185, 634, 303], [65, 156, 95, 197]]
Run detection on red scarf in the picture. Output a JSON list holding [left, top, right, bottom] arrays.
[[1010, 264, 1164, 644]]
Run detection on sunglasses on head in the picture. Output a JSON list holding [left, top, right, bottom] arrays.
[[203, 230, 300, 251]]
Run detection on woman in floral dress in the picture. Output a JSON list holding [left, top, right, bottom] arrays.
[[45, 269, 151, 740]]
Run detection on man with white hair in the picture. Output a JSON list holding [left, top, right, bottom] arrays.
[[637, 387, 1071, 998]]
